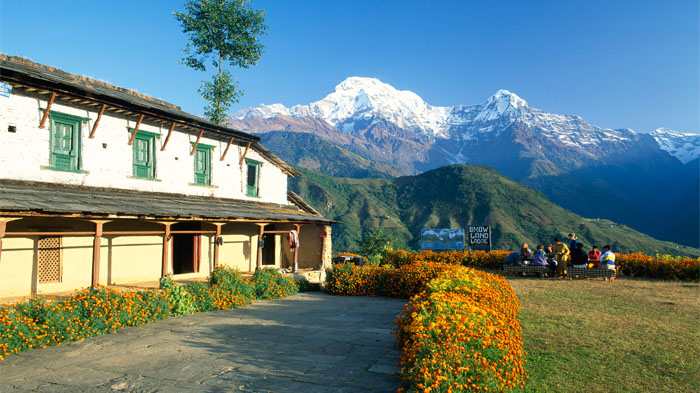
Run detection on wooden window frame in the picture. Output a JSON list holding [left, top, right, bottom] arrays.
[[130, 128, 159, 180], [48, 111, 86, 173], [192, 143, 215, 186], [245, 158, 262, 198]]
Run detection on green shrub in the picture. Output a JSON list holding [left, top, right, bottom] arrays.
[[251, 268, 298, 299], [160, 276, 196, 316], [184, 281, 216, 312]]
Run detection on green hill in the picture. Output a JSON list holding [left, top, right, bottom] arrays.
[[260, 131, 402, 178], [291, 164, 699, 257]]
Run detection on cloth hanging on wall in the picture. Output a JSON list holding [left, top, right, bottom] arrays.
[[288, 229, 299, 251]]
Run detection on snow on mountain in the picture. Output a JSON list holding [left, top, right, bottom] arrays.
[[234, 77, 689, 160], [650, 128, 700, 164], [235, 77, 452, 137], [474, 89, 529, 122], [234, 103, 290, 119]]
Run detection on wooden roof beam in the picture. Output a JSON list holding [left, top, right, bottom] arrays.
[[161, 122, 175, 151], [89, 104, 106, 139], [190, 129, 204, 155], [127, 114, 144, 146], [220, 137, 235, 161], [38, 92, 56, 129], [239, 142, 251, 165]]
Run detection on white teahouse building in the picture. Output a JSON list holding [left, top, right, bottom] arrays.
[[0, 55, 333, 299]]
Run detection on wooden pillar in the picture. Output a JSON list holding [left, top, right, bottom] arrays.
[[0, 220, 6, 262], [293, 224, 302, 272], [255, 223, 267, 271], [160, 222, 173, 278], [213, 223, 224, 268], [90, 220, 109, 288], [320, 225, 329, 270]]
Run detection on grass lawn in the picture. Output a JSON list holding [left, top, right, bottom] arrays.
[[506, 276, 700, 393]]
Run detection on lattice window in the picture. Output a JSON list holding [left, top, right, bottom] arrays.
[[38, 236, 62, 284]]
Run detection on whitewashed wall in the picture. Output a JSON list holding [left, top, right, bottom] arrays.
[[0, 90, 289, 204]]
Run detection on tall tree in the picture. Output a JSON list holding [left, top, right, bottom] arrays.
[[174, 0, 267, 124]]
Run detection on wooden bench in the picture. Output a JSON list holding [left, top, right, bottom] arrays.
[[503, 265, 549, 277], [567, 266, 617, 281]]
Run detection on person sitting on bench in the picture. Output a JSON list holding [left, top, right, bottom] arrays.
[[519, 243, 533, 264], [588, 245, 602, 268], [600, 245, 616, 271], [504, 250, 522, 266], [545, 244, 557, 274], [572, 243, 589, 268], [532, 244, 550, 273]]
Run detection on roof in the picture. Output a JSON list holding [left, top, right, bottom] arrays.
[[0, 54, 300, 177], [287, 191, 321, 216], [0, 180, 334, 224]]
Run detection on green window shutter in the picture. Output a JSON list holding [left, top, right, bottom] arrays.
[[132, 134, 155, 179], [246, 160, 260, 197], [49, 113, 81, 171], [194, 148, 210, 185]]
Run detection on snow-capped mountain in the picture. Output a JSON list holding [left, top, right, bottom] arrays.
[[650, 128, 700, 164], [231, 77, 700, 248], [234, 77, 696, 163], [236, 77, 452, 137]]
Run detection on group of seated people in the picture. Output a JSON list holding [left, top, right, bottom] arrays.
[[503, 233, 616, 278]]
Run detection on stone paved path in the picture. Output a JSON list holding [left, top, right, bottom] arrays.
[[0, 292, 407, 393]]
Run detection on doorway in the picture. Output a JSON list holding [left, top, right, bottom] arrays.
[[172, 222, 201, 274], [261, 232, 277, 266]]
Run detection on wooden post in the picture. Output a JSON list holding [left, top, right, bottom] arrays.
[[89, 104, 106, 138], [190, 129, 204, 155], [255, 223, 267, 271], [39, 92, 56, 129], [160, 222, 173, 278], [220, 137, 234, 161], [161, 123, 175, 151], [293, 224, 302, 272], [213, 223, 224, 268], [320, 225, 328, 270], [127, 114, 144, 146], [90, 220, 108, 288], [0, 220, 5, 263]]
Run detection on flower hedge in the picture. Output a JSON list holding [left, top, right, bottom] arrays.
[[382, 249, 699, 281], [383, 250, 509, 270], [396, 267, 527, 392], [0, 266, 299, 361], [616, 253, 698, 281], [326, 262, 527, 392]]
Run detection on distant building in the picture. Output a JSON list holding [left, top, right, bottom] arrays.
[[0, 54, 332, 299]]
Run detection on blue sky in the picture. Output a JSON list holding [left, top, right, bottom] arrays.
[[1, 0, 698, 133]]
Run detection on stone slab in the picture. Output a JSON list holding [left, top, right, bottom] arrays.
[[0, 292, 406, 393]]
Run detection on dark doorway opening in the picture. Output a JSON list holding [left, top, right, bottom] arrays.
[[172, 222, 201, 274], [261, 229, 277, 266]]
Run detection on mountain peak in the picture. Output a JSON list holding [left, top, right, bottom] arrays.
[[335, 76, 387, 91], [486, 89, 529, 110], [473, 89, 529, 122], [650, 127, 700, 164]]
